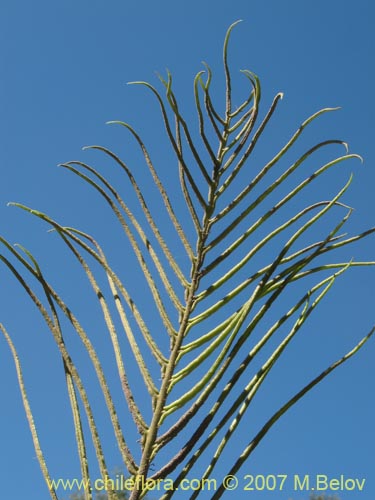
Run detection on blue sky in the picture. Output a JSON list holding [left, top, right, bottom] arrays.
[[0, 1, 374, 499]]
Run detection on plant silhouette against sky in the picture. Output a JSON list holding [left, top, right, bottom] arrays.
[[1, 22, 374, 500]]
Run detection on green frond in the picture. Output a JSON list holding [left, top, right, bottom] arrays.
[[2, 22, 373, 500]]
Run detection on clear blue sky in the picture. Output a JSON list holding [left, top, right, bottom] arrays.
[[0, 1, 374, 499]]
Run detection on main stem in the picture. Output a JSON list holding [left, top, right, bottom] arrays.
[[128, 122, 230, 500]]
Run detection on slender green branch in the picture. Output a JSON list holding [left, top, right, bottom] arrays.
[[0, 241, 138, 475], [160, 71, 214, 184], [16, 244, 93, 498], [211, 326, 374, 499], [106, 120, 194, 259], [219, 70, 261, 175], [195, 200, 345, 310], [0, 324, 59, 500], [53, 225, 167, 365], [174, 112, 201, 233], [199, 270, 343, 484], [200, 62, 225, 138], [202, 155, 359, 281], [50, 233, 153, 425], [61, 161, 184, 311], [127, 81, 208, 209], [0, 255, 120, 484], [209, 141, 350, 253], [223, 20, 242, 119], [214, 138, 346, 226], [193, 71, 218, 165]]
